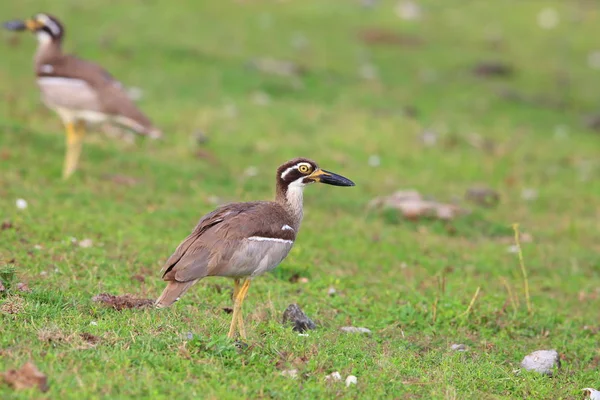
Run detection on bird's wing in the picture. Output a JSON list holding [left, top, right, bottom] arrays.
[[38, 55, 159, 136], [161, 202, 262, 282], [162, 202, 296, 282]]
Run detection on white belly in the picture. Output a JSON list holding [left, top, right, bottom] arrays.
[[37, 77, 108, 123], [218, 237, 294, 278]]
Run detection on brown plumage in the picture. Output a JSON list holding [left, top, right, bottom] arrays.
[[156, 158, 355, 339], [3, 13, 161, 179]]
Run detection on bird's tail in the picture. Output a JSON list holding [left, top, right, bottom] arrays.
[[155, 280, 198, 308]]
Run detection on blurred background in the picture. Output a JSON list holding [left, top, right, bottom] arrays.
[[0, 0, 599, 397]]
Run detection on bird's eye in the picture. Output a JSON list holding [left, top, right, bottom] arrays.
[[298, 164, 311, 174]]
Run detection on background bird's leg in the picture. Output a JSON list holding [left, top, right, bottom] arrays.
[[227, 278, 251, 339], [62, 120, 85, 179]]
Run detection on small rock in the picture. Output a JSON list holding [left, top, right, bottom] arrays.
[[297, 333, 309, 337], [282, 304, 317, 332], [16, 282, 30, 292], [340, 326, 372, 334], [521, 188, 538, 201], [78, 238, 93, 248], [15, 199, 27, 210], [537, 7, 559, 29], [507, 245, 519, 254], [419, 130, 438, 146], [185, 332, 194, 340], [450, 343, 468, 352], [465, 187, 500, 207], [472, 62, 514, 78], [327, 287, 336, 296], [33, 245, 42, 250], [395, 1, 421, 20], [520, 349, 560, 376], [588, 51, 600, 70], [243, 166, 259, 178], [298, 277, 309, 284], [583, 388, 600, 400], [325, 371, 342, 382], [90, 321, 98, 326], [281, 369, 298, 379], [194, 131, 209, 145], [345, 375, 358, 387], [368, 155, 381, 167], [359, 63, 378, 81], [251, 91, 270, 106]]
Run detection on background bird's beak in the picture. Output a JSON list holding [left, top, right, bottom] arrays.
[[309, 168, 355, 187], [3, 20, 27, 31]]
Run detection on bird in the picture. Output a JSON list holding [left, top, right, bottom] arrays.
[[156, 158, 355, 340], [3, 13, 162, 179]]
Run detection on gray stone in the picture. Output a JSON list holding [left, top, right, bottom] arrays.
[[520, 349, 560, 376], [282, 304, 316, 333], [450, 343, 468, 352]]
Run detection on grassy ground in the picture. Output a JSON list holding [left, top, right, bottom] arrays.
[[1, 0, 599, 398]]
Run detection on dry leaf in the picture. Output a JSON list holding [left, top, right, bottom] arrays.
[[92, 293, 154, 311]]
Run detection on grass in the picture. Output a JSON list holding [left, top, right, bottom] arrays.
[[1, 0, 599, 398]]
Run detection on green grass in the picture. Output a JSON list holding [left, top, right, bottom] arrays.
[[1, 0, 600, 398]]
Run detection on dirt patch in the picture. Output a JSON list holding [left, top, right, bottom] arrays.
[[0, 296, 24, 315], [92, 293, 154, 311], [358, 28, 423, 47], [2, 362, 49, 392]]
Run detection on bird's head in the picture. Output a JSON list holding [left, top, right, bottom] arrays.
[[277, 158, 355, 190], [3, 14, 64, 45]]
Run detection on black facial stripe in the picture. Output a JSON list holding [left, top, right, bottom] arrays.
[[40, 26, 57, 37]]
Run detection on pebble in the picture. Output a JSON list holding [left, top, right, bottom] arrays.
[[281, 369, 298, 379], [282, 304, 317, 332], [16, 199, 27, 210], [520, 349, 560, 376], [327, 287, 336, 296], [345, 375, 358, 387], [450, 343, 468, 352], [78, 238, 93, 248], [325, 371, 342, 382], [583, 388, 600, 400], [340, 326, 372, 334]]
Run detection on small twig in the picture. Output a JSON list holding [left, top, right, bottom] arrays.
[[512, 223, 532, 314], [432, 296, 438, 323], [500, 276, 518, 315], [461, 286, 481, 318]]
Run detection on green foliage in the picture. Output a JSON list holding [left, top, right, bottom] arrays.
[[1, 0, 599, 398]]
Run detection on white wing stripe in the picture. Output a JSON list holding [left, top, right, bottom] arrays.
[[248, 236, 293, 244]]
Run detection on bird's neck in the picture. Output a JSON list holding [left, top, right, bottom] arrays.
[[276, 182, 304, 230], [35, 35, 62, 59]]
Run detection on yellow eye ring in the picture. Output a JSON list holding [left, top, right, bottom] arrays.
[[298, 164, 310, 174]]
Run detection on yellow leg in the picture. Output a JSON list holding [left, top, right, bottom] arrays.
[[62, 121, 85, 179], [227, 278, 251, 339]]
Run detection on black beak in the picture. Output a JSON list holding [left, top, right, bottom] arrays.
[[3, 20, 27, 31], [318, 169, 355, 187]]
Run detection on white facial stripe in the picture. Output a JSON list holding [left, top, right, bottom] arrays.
[[248, 236, 293, 244], [282, 225, 294, 231], [280, 162, 314, 180], [38, 15, 61, 36], [280, 165, 298, 180]]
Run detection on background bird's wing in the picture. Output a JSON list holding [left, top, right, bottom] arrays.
[[42, 55, 157, 135]]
